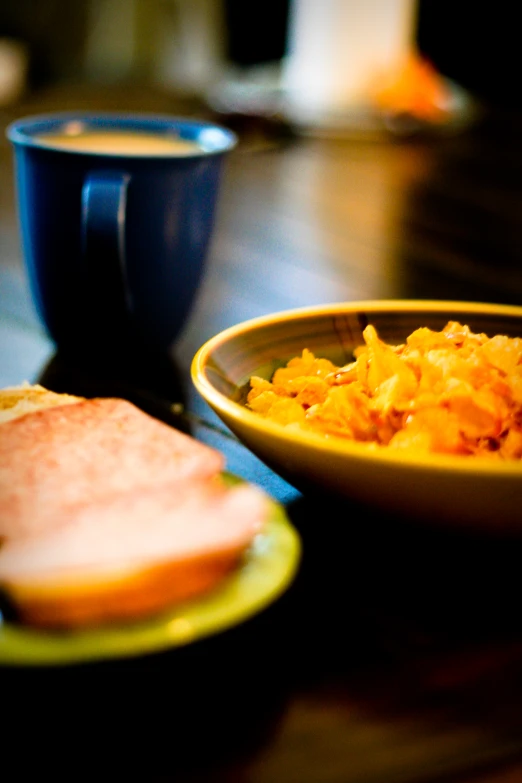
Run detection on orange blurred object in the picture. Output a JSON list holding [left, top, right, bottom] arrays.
[[372, 52, 454, 123]]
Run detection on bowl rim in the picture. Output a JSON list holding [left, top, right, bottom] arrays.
[[191, 299, 522, 478]]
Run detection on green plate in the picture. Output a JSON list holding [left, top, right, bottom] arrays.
[[0, 493, 300, 667]]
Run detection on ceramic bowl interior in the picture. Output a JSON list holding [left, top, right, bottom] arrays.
[[191, 300, 522, 532]]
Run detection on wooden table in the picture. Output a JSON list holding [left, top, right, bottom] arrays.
[[1, 84, 522, 781]]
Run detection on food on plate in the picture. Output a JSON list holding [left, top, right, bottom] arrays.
[[0, 384, 269, 628], [246, 321, 522, 459]]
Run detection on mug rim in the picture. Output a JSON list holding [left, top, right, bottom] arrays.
[[5, 110, 238, 158]]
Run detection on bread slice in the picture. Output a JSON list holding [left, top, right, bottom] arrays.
[[0, 396, 225, 540], [0, 477, 267, 628], [0, 386, 269, 628]]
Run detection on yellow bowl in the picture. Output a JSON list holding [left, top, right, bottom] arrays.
[[191, 300, 522, 532]]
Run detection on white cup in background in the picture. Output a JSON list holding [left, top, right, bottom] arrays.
[[282, 0, 415, 132]]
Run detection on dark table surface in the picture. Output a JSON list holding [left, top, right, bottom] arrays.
[[1, 83, 522, 781]]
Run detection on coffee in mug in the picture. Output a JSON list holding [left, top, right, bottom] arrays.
[[35, 129, 203, 156]]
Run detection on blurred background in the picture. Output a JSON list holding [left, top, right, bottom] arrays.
[[1, 0, 519, 125], [0, 0, 291, 112], [2, 0, 521, 373], [2, 0, 522, 376]]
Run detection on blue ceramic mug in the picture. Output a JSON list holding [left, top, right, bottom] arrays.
[[6, 112, 237, 353]]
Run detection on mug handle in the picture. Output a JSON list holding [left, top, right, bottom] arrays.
[[81, 170, 132, 325]]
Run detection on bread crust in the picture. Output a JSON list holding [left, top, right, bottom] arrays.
[[0, 383, 82, 423], [2, 547, 243, 628]]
